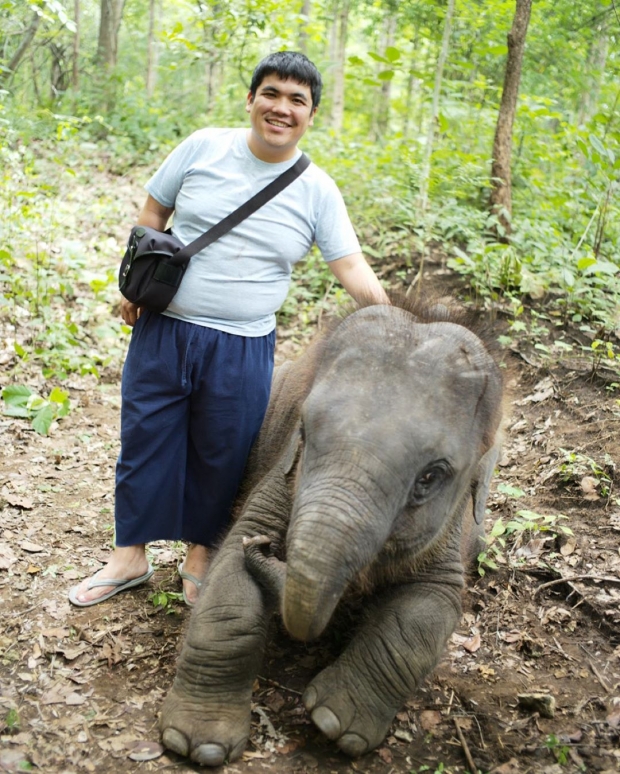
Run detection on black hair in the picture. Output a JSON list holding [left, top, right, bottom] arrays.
[[249, 51, 322, 108]]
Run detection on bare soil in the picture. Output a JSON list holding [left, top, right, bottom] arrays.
[[1, 176, 619, 774]]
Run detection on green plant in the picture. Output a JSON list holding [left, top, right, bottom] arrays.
[[1, 385, 71, 435], [150, 591, 183, 613], [544, 733, 570, 765], [479, 508, 573, 575], [557, 448, 614, 496], [3, 708, 20, 733]]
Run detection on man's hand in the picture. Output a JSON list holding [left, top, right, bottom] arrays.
[[121, 296, 143, 326]]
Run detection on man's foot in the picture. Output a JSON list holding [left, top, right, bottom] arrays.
[[69, 545, 151, 606], [179, 544, 209, 606]]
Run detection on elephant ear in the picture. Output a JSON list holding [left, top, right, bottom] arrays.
[[472, 437, 501, 525], [281, 424, 302, 475]]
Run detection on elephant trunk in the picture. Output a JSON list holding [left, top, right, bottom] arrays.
[[282, 484, 391, 640]]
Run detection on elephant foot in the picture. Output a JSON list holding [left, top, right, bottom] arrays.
[[303, 667, 395, 757], [160, 685, 250, 766]]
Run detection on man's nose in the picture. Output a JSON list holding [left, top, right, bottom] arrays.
[[271, 97, 290, 113]]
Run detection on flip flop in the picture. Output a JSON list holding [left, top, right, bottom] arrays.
[[177, 561, 204, 607], [68, 564, 154, 607]]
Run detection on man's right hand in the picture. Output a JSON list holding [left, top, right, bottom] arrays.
[[120, 296, 143, 326]]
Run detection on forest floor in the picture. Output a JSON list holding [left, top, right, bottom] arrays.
[[1, 166, 619, 774]]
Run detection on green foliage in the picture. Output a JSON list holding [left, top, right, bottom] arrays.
[[1, 385, 71, 435], [150, 590, 183, 613], [544, 734, 571, 766], [3, 708, 20, 733]]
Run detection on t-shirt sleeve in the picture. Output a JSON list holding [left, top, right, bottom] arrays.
[[145, 133, 203, 209], [313, 178, 361, 262]]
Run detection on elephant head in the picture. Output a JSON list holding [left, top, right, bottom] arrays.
[[279, 305, 503, 641]]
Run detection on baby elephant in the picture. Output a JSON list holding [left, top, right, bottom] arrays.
[[160, 299, 503, 766]]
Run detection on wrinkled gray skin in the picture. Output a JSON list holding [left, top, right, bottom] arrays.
[[160, 304, 503, 767]]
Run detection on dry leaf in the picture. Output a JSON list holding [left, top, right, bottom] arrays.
[[5, 495, 34, 509], [0, 543, 18, 569], [377, 747, 393, 763], [419, 710, 442, 732], [580, 476, 600, 501], [462, 631, 481, 653], [41, 628, 70, 638], [20, 541, 45, 553], [560, 536, 577, 556], [26, 565, 41, 574]]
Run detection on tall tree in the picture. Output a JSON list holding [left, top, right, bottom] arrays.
[[329, 0, 350, 131], [0, 11, 41, 85], [488, 0, 532, 239], [146, 0, 160, 96], [96, 0, 126, 69], [72, 0, 80, 92], [417, 0, 456, 216]]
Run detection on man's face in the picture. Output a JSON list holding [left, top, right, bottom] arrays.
[[246, 75, 317, 162]]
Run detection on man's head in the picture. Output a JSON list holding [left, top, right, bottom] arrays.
[[249, 51, 322, 110]]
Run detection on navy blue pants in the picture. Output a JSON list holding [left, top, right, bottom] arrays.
[[114, 312, 275, 547]]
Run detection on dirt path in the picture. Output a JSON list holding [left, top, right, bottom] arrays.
[[1, 171, 619, 773]]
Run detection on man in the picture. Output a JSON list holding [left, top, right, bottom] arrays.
[[69, 51, 388, 608]]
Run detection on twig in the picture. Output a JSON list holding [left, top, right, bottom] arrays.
[[453, 717, 478, 774], [256, 675, 302, 696], [534, 573, 620, 594], [588, 660, 612, 694]]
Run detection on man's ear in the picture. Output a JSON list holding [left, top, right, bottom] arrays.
[[246, 92, 254, 113], [309, 106, 318, 125]]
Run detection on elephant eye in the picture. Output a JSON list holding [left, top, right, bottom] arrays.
[[409, 462, 451, 505]]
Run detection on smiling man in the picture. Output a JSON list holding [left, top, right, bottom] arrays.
[[69, 51, 387, 609]]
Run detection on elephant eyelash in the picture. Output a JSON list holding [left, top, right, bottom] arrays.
[[408, 462, 452, 505]]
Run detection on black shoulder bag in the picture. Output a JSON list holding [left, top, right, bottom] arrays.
[[118, 153, 311, 313]]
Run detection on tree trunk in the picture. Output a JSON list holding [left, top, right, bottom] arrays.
[[402, 31, 420, 138], [488, 0, 532, 240], [97, 0, 126, 69], [146, 0, 159, 96], [373, 11, 397, 139], [417, 0, 455, 216], [329, 0, 350, 132], [298, 0, 311, 54], [0, 11, 41, 85], [578, 22, 608, 125], [72, 0, 80, 92]]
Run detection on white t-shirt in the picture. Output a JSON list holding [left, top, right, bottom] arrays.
[[145, 128, 361, 337]]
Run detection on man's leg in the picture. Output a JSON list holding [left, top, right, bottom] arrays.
[[70, 313, 194, 604]]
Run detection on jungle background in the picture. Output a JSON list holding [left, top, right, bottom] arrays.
[[1, 1, 620, 772]]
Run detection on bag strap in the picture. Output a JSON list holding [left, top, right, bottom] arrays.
[[170, 152, 311, 266]]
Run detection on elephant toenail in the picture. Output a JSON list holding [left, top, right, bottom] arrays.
[[339, 732, 368, 757], [192, 743, 227, 766], [302, 686, 318, 711], [162, 728, 189, 757], [311, 706, 341, 739]]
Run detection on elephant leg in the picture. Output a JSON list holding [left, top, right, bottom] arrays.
[[304, 574, 463, 756], [160, 541, 272, 766]]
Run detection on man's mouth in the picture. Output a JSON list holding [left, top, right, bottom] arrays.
[[266, 118, 291, 128]]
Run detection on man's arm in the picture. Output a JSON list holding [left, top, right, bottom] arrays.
[[328, 252, 389, 305], [120, 195, 175, 326]]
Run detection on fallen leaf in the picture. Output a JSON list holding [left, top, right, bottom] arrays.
[[607, 710, 620, 728], [66, 692, 88, 705], [5, 495, 34, 509], [560, 536, 577, 556], [0, 543, 18, 569], [20, 541, 45, 553], [377, 746, 393, 763], [26, 565, 41, 574], [419, 710, 442, 732], [462, 631, 481, 653], [41, 628, 70, 638], [580, 476, 600, 501]]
